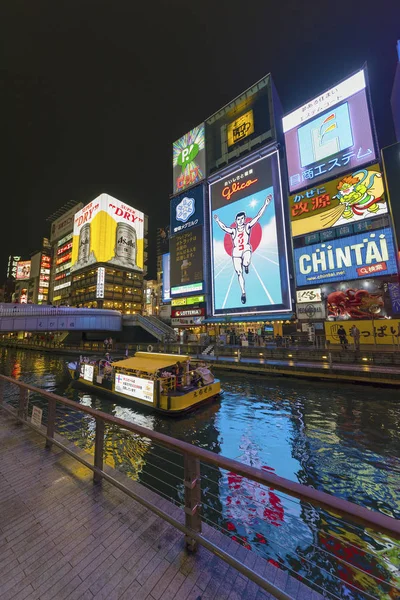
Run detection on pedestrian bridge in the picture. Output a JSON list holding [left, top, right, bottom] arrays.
[[0, 304, 122, 332]]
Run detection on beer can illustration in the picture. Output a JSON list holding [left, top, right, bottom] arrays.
[[115, 223, 137, 266], [78, 224, 91, 263]]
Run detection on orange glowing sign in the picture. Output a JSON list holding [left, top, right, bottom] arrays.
[[222, 178, 258, 201], [227, 110, 255, 147]]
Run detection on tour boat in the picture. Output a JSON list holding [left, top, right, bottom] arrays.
[[67, 351, 221, 415]]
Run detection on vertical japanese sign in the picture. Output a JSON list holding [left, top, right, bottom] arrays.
[[283, 69, 377, 193], [209, 151, 291, 316], [170, 227, 203, 296], [173, 124, 206, 194], [170, 184, 204, 236], [96, 267, 105, 298], [289, 164, 387, 237], [162, 253, 171, 302]]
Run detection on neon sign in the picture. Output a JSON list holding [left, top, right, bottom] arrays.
[[222, 179, 258, 201]]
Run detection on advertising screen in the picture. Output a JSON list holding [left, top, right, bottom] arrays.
[[294, 228, 398, 286], [115, 373, 154, 403], [325, 319, 400, 345], [16, 261, 31, 280], [289, 163, 387, 237], [50, 203, 83, 243], [170, 226, 203, 296], [173, 124, 206, 194], [71, 194, 144, 273], [162, 253, 171, 302], [322, 277, 400, 319], [209, 151, 291, 316], [206, 75, 274, 174], [283, 70, 377, 192], [170, 184, 204, 236]]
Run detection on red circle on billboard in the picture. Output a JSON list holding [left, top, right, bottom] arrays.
[[223, 220, 262, 257]]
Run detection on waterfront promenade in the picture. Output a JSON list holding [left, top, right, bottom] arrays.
[[0, 410, 315, 600]]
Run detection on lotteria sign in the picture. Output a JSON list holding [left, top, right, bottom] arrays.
[[294, 228, 398, 286]]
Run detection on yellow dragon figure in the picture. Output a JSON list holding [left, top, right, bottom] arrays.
[[335, 169, 385, 220]]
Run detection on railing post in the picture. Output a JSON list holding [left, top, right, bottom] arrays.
[[18, 388, 29, 422], [184, 455, 201, 552], [45, 398, 57, 449], [93, 418, 105, 483], [0, 378, 4, 404]]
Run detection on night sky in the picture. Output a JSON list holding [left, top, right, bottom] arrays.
[[1, 1, 399, 279]]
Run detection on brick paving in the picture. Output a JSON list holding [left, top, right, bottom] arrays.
[[0, 410, 322, 600]]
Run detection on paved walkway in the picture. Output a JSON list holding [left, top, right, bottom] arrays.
[[0, 410, 321, 600]]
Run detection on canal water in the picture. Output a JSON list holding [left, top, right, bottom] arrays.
[[1, 348, 399, 599]]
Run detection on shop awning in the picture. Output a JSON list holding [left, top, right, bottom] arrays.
[[203, 314, 294, 324], [113, 353, 190, 373]]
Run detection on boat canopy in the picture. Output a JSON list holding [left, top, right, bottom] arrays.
[[112, 352, 191, 374]]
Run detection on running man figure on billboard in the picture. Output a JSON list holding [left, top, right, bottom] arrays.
[[214, 195, 272, 304]]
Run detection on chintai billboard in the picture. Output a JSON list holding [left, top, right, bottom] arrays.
[[71, 194, 145, 272], [209, 151, 291, 316], [294, 228, 398, 286]]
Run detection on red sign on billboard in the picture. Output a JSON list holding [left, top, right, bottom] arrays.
[[171, 308, 205, 318]]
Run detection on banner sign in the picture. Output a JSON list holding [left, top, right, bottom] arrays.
[[170, 185, 204, 236], [209, 151, 291, 316], [171, 295, 205, 307], [171, 308, 205, 318], [325, 319, 400, 345], [296, 288, 322, 303], [173, 124, 205, 194], [296, 302, 326, 320], [294, 228, 397, 286], [115, 373, 154, 403], [289, 164, 387, 237], [283, 69, 377, 193], [171, 316, 205, 326], [71, 194, 144, 273]]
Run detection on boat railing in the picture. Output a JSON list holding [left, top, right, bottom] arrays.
[[159, 375, 177, 391], [0, 374, 399, 600]]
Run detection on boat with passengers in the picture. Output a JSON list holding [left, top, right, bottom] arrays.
[[67, 351, 221, 415]]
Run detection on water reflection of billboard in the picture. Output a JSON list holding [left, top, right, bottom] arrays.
[[162, 253, 171, 302], [322, 278, 400, 320], [16, 261, 31, 280], [289, 164, 387, 237], [283, 70, 376, 193], [173, 124, 205, 194], [71, 194, 144, 272], [209, 152, 291, 316], [170, 227, 203, 296]]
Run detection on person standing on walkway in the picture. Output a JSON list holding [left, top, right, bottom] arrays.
[[337, 325, 348, 350], [350, 325, 360, 350]]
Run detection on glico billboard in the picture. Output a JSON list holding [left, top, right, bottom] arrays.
[[172, 124, 206, 194], [283, 69, 377, 193], [71, 194, 144, 272], [209, 151, 291, 316], [294, 228, 398, 286], [289, 163, 387, 238]]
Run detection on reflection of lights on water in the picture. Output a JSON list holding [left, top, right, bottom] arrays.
[[113, 406, 155, 430]]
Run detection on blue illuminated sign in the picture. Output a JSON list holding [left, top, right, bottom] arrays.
[[170, 185, 204, 236], [295, 228, 398, 286], [162, 253, 171, 302]]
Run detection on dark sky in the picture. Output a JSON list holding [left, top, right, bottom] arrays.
[[1, 0, 399, 279]]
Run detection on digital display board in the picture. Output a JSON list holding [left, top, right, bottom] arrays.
[[322, 277, 399, 320], [170, 184, 204, 236], [294, 228, 397, 286], [170, 226, 203, 296], [115, 373, 154, 403], [173, 124, 206, 194], [206, 75, 274, 174], [71, 194, 144, 273], [289, 163, 387, 237], [16, 261, 31, 280], [283, 70, 377, 192], [162, 253, 171, 302], [209, 151, 291, 316]]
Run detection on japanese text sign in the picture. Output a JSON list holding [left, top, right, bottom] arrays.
[[296, 288, 322, 303], [289, 164, 387, 237], [325, 319, 400, 345], [170, 184, 204, 236], [170, 226, 203, 295], [283, 69, 377, 193]]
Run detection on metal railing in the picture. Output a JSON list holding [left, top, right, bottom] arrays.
[[0, 374, 399, 599]]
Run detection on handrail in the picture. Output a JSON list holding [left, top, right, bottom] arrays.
[[0, 372, 398, 540]]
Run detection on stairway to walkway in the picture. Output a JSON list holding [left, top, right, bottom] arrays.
[[122, 314, 177, 342]]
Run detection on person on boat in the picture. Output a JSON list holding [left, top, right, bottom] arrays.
[[174, 361, 183, 388], [195, 363, 215, 385]]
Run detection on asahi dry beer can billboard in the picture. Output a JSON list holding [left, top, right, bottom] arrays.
[[71, 194, 145, 272]]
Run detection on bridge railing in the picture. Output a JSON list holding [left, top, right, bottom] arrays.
[[0, 374, 399, 599]]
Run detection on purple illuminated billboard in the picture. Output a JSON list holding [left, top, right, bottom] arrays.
[[283, 70, 377, 193]]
